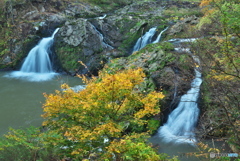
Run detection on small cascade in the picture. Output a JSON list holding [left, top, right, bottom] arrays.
[[158, 45, 202, 145], [20, 28, 59, 73], [97, 14, 107, 20], [5, 28, 59, 82], [168, 38, 198, 44], [132, 27, 157, 52], [153, 27, 169, 44], [132, 27, 168, 52], [90, 23, 114, 50]]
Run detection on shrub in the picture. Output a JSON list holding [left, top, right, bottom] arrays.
[[41, 68, 165, 160]]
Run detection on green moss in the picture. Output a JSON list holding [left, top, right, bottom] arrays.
[[163, 6, 202, 20], [104, 58, 126, 74], [117, 14, 167, 52], [128, 52, 142, 60], [139, 42, 174, 54], [118, 20, 145, 51], [106, 43, 177, 77], [56, 44, 83, 71]]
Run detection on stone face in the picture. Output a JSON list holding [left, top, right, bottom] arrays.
[[117, 1, 163, 17], [47, 14, 66, 25], [168, 16, 200, 35], [55, 18, 110, 75], [3, 56, 11, 64], [64, 4, 101, 18]]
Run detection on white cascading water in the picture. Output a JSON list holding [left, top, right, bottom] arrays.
[[133, 29, 202, 146], [132, 27, 168, 52], [168, 38, 198, 44], [90, 23, 114, 50], [158, 46, 202, 145], [5, 28, 59, 81], [132, 27, 157, 52], [152, 27, 169, 44]]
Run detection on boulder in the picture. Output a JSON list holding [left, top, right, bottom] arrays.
[[168, 16, 199, 35], [55, 18, 114, 75], [64, 3, 102, 18]]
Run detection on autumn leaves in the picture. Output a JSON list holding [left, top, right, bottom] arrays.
[[41, 68, 165, 160]]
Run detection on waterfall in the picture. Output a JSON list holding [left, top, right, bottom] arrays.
[[132, 27, 157, 52], [132, 27, 168, 52], [5, 28, 59, 82], [21, 28, 59, 73], [90, 23, 114, 50], [158, 46, 202, 145], [152, 27, 169, 44]]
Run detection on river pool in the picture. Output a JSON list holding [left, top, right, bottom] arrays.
[[0, 72, 83, 136]]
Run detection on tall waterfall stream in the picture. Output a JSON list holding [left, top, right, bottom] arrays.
[[150, 44, 203, 160], [131, 28, 206, 159], [158, 39, 202, 145], [133, 29, 202, 145]]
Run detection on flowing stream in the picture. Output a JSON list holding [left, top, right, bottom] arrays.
[[132, 27, 168, 52], [132, 30, 202, 147], [132, 28, 202, 147], [90, 23, 114, 50], [158, 68, 202, 144], [149, 38, 203, 160], [158, 42, 202, 145]]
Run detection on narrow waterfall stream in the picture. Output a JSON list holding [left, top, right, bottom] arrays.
[[153, 27, 169, 44], [132, 27, 168, 52], [132, 27, 157, 52], [149, 39, 203, 160], [5, 28, 59, 82], [158, 44, 202, 145], [158, 68, 202, 144], [90, 23, 114, 50]]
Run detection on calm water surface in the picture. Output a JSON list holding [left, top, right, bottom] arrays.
[[0, 72, 83, 136]]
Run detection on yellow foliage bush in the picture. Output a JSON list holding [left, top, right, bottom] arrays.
[[42, 68, 165, 160]]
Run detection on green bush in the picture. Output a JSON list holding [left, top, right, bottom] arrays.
[[0, 127, 60, 161]]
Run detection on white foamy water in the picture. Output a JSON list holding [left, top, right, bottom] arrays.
[[132, 27, 157, 52], [5, 28, 59, 82], [6, 71, 58, 82], [158, 45, 202, 145]]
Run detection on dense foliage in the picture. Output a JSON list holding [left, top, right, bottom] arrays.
[[42, 68, 165, 160], [194, 0, 240, 152]]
